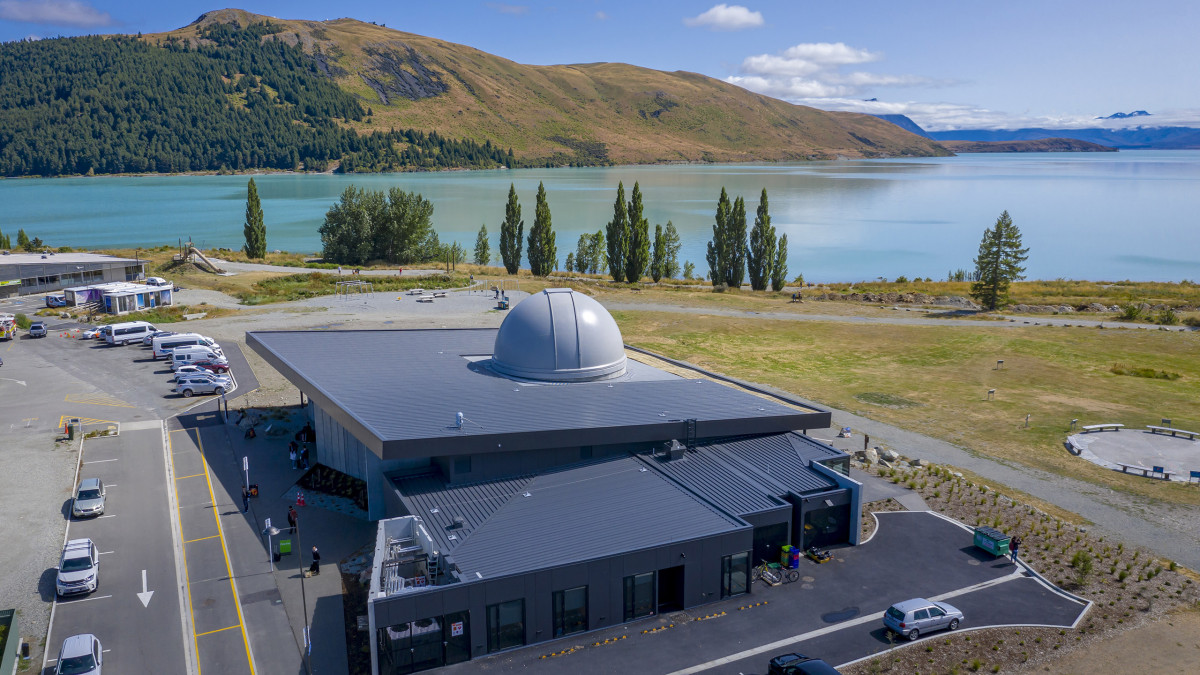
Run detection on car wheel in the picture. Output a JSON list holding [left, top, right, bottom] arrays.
[[214, 386, 225, 396], [948, 619, 959, 631], [182, 389, 194, 398], [907, 628, 920, 641]]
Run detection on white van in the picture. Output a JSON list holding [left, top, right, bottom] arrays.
[[152, 333, 218, 360], [169, 347, 226, 370], [105, 321, 157, 346]]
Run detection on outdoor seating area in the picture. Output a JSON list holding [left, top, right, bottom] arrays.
[[1146, 425, 1199, 440]]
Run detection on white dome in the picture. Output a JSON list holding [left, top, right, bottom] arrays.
[[491, 289, 627, 382]]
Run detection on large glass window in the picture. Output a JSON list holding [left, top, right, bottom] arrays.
[[553, 586, 588, 637], [486, 599, 525, 653], [622, 572, 655, 622], [721, 552, 750, 598]]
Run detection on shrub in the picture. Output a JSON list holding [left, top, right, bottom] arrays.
[[14, 313, 30, 329]]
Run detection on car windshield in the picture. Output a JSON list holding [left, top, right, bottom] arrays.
[[886, 607, 906, 621], [57, 654, 97, 674], [77, 489, 102, 500], [61, 556, 93, 572]]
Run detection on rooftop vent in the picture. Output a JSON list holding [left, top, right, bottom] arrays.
[[664, 439, 687, 461]]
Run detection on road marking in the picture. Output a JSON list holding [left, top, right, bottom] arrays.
[[185, 535, 220, 543], [99, 551, 114, 555], [58, 414, 121, 429], [95, 514, 117, 519], [83, 458, 119, 464], [664, 571, 1024, 675], [175, 473, 206, 480], [138, 568, 155, 607], [169, 429, 202, 675], [65, 392, 135, 408], [195, 625, 242, 638], [60, 594, 113, 604], [194, 428, 257, 674]]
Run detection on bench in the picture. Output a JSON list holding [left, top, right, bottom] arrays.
[[407, 288, 425, 296], [417, 295, 434, 303], [1146, 425, 1199, 440], [433, 291, 447, 299], [1117, 463, 1153, 477], [1082, 423, 1124, 433]]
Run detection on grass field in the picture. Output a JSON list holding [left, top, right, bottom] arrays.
[[613, 310, 1200, 506]]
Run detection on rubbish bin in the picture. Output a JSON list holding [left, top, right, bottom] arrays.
[[973, 526, 1011, 557], [67, 418, 82, 440]]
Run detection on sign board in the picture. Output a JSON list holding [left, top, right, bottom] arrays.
[[265, 517, 272, 529], [450, 621, 464, 637]]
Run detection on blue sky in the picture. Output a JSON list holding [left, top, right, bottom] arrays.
[[2, 0, 1197, 130]]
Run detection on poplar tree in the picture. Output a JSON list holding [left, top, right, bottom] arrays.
[[650, 224, 666, 282], [242, 178, 267, 259], [17, 228, 30, 250], [726, 195, 747, 288], [661, 221, 681, 280], [606, 182, 628, 282], [747, 189, 776, 291], [526, 182, 557, 276], [970, 210, 1029, 310], [625, 182, 650, 283], [499, 184, 523, 275], [474, 224, 490, 265], [771, 234, 788, 291], [705, 188, 732, 287]]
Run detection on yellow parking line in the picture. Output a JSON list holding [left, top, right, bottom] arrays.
[[195, 624, 242, 638], [194, 428, 256, 675], [175, 473, 205, 480], [185, 535, 219, 544], [169, 431, 202, 675]]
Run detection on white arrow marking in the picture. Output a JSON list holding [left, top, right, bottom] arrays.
[[0, 377, 27, 386], [137, 569, 154, 607]]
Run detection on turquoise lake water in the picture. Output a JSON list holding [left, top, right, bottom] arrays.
[[3, 150, 1198, 282]]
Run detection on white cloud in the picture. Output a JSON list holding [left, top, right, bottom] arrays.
[[486, 3, 529, 15], [0, 0, 113, 27], [684, 4, 764, 31], [729, 42, 933, 105]]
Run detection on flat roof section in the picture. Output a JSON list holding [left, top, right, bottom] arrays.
[[705, 434, 839, 496], [639, 444, 789, 517], [247, 329, 830, 460], [394, 472, 535, 557]]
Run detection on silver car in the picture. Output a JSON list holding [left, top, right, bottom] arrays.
[[72, 478, 106, 518], [175, 373, 232, 397], [883, 598, 963, 641], [54, 633, 102, 675], [57, 538, 100, 597]]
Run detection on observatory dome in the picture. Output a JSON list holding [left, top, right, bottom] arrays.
[[491, 288, 627, 382]]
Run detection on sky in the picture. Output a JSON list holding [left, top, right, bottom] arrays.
[[2, 0, 1199, 131]]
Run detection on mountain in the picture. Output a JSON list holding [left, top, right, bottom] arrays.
[[928, 126, 1200, 149], [938, 138, 1117, 153], [1096, 110, 1151, 120], [144, 9, 948, 166], [870, 114, 932, 138]]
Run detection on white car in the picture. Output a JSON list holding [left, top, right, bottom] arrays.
[[175, 373, 232, 397], [80, 327, 103, 339], [57, 538, 100, 597], [145, 276, 171, 287], [54, 633, 103, 675]]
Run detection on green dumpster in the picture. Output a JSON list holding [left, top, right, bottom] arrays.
[[973, 526, 1010, 557]]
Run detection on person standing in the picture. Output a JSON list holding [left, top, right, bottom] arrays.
[[863, 434, 870, 452], [241, 485, 249, 513], [299, 444, 310, 470], [310, 545, 321, 575], [1010, 536, 1021, 564], [287, 506, 298, 533], [289, 445, 298, 469]]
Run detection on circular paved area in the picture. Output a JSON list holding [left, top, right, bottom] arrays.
[[1069, 429, 1199, 481]]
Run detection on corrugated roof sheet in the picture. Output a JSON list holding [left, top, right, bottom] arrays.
[[788, 433, 848, 463], [640, 448, 786, 517], [393, 473, 534, 556], [247, 329, 827, 458], [415, 456, 746, 579], [704, 435, 837, 495]]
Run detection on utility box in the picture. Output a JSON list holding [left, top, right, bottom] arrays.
[[973, 526, 1011, 557], [67, 418, 82, 440], [278, 539, 292, 555]]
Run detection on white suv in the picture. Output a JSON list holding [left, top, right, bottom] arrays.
[[175, 373, 232, 397], [57, 538, 100, 597]]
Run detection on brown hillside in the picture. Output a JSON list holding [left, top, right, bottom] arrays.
[[149, 8, 951, 164], [939, 138, 1117, 153]]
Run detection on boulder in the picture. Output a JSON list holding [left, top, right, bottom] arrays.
[[876, 459, 892, 469], [1088, 303, 1107, 312], [908, 458, 925, 467], [863, 447, 879, 465], [880, 449, 900, 462]]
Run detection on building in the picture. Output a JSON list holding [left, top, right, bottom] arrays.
[[0, 251, 145, 298], [246, 289, 862, 675], [63, 281, 174, 315]]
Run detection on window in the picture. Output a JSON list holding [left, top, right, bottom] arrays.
[[622, 572, 655, 622], [721, 551, 750, 598], [553, 586, 588, 637], [486, 599, 525, 653]]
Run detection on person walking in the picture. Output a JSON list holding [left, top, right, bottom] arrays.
[[309, 545, 321, 576], [287, 506, 298, 533], [1010, 536, 1022, 564], [299, 444, 310, 470], [241, 485, 249, 513], [289, 444, 298, 469]]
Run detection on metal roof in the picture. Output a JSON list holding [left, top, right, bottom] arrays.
[[393, 472, 535, 557], [247, 329, 829, 461], [0, 252, 137, 266], [703, 434, 838, 496], [789, 433, 848, 463], [436, 456, 746, 580], [639, 448, 787, 517]]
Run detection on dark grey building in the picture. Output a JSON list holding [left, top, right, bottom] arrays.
[[247, 288, 862, 675], [0, 251, 145, 297]]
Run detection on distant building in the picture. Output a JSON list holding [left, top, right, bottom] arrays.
[[63, 281, 173, 315], [247, 289, 862, 674], [0, 251, 145, 298]]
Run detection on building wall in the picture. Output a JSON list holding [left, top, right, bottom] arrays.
[[370, 527, 752, 668], [0, 261, 143, 295]]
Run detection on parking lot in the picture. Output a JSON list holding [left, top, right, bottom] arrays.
[[443, 511, 1090, 675]]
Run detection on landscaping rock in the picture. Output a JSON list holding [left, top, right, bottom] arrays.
[[880, 448, 900, 462], [863, 447, 879, 465]]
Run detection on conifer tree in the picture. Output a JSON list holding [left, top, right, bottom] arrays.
[[474, 224, 490, 265], [650, 224, 666, 283], [243, 178, 267, 259], [747, 189, 776, 291], [970, 210, 1028, 310], [705, 188, 732, 287], [727, 195, 747, 288], [771, 234, 788, 292], [17, 228, 30, 250], [526, 181, 557, 276], [625, 182, 650, 283], [662, 221, 681, 280], [499, 184, 524, 275], [565, 252, 575, 273], [606, 182, 628, 282]]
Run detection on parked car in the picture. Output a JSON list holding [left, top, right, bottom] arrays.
[[71, 478, 107, 517], [145, 276, 171, 287], [54, 633, 103, 675], [175, 373, 232, 397], [46, 294, 67, 307], [29, 321, 48, 337], [143, 330, 178, 346], [80, 327, 103, 339], [172, 365, 207, 381], [883, 598, 963, 641], [194, 359, 231, 374], [56, 538, 100, 597], [768, 653, 842, 675]]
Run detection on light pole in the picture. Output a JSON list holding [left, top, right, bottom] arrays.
[[263, 522, 280, 573]]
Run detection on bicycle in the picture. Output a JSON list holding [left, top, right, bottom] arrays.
[[752, 562, 800, 585]]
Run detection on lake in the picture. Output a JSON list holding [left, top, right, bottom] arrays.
[[3, 150, 1199, 282]]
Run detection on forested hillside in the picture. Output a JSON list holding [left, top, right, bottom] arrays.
[[0, 22, 515, 176]]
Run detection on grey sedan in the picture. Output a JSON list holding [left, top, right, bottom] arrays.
[[883, 598, 963, 641]]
